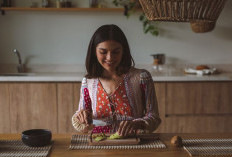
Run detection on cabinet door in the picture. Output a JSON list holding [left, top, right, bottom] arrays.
[[73, 83, 81, 113], [166, 82, 232, 115], [0, 83, 10, 133], [57, 83, 81, 133], [165, 116, 232, 133], [9, 83, 57, 133], [154, 82, 166, 133], [165, 82, 232, 133]]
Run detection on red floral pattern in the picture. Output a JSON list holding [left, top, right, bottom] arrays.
[[92, 125, 111, 133], [96, 81, 132, 118], [83, 88, 92, 113]]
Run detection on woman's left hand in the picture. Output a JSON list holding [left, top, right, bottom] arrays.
[[117, 120, 144, 137]]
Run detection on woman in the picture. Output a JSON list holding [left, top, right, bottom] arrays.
[[72, 24, 161, 137]]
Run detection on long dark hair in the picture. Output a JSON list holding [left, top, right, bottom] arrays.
[[85, 24, 135, 78]]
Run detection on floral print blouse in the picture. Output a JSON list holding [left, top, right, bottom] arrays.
[[96, 80, 132, 119], [72, 68, 161, 133]]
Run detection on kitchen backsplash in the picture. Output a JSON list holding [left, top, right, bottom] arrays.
[[1, 64, 232, 74]]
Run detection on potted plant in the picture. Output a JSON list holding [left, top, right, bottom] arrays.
[[112, 0, 159, 36]]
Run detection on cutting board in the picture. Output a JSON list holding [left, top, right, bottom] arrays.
[[88, 133, 159, 146], [88, 135, 140, 146]]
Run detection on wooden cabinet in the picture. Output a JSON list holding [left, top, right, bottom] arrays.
[[165, 116, 232, 133], [1, 81, 232, 133], [9, 83, 57, 133], [159, 82, 232, 133], [0, 83, 10, 133], [57, 83, 80, 133], [154, 82, 166, 133], [0, 82, 81, 134], [166, 82, 232, 115]]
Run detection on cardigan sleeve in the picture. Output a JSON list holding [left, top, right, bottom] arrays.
[[133, 70, 161, 133], [72, 78, 88, 132]]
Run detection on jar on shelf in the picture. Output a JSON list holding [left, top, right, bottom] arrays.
[[2, 0, 11, 7], [65, 0, 72, 8], [56, 0, 72, 8], [89, 0, 98, 8], [151, 54, 165, 71], [56, 0, 62, 8], [41, 0, 50, 8]]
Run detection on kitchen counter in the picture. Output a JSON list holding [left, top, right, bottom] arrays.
[[1, 133, 232, 157], [0, 72, 86, 82], [0, 71, 232, 82]]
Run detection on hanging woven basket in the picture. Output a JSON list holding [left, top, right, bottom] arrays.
[[139, 0, 227, 22], [190, 20, 216, 33]]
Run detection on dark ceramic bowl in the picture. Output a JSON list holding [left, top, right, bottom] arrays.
[[22, 129, 52, 147]]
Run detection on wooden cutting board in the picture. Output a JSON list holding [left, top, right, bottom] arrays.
[[88, 134, 159, 146], [88, 134, 139, 146]]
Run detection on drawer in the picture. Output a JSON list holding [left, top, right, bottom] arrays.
[[166, 82, 232, 115], [164, 115, 232, 133]]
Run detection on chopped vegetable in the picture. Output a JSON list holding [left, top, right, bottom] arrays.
[[93, 133, 106, 141], [94, 136, 106, 141], [92, 132, 123, 141], [108, 132, 123, 140]]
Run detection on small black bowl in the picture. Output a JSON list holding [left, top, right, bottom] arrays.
[[22, 129, 52, 147]]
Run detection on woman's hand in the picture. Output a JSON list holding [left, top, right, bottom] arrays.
[[76, 109, 92, 125], [117, 120, 145, 137]]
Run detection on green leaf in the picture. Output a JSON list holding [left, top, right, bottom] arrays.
[[151, 30, 159, 36], [143, 21, 148, 27], [149, 25, 155, 30], [112, 0, 160, 37], [139, 15, 144, 21], [144, 27, 150, 34], [129, 2, 135, 9], [112, 0, 118, 6]]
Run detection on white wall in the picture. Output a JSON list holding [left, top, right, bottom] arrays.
[[0, 0, 232, 67]]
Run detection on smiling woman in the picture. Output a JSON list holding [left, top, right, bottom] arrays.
[[72, 24, 161, 137], [85, 24, 134, 78], [95, 40, 123, 75]]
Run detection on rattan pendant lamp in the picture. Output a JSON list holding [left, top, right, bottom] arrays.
[[139, 0, 227, 33]]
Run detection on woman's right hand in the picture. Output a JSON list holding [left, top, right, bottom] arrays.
[[76, 109, 92, 125]]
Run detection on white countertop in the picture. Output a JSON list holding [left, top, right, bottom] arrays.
[[0, 71, 232, 82]]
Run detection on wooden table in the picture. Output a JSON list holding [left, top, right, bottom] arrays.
[[1, 133, 232, 157]]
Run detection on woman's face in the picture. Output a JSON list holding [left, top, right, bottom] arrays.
[[96, 40, 123, 73]]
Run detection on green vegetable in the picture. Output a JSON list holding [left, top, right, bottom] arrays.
[[108, 132, 123, 140], [93, 133, 106, 141], [94, 136, 106, 141]]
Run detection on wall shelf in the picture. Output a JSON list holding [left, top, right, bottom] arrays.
[[0, 7, 124, 12]]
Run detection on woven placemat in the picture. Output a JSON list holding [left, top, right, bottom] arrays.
[[69, 134, 166, 150], [182, 138, 232, 156], [0, 140, 52, 157]]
